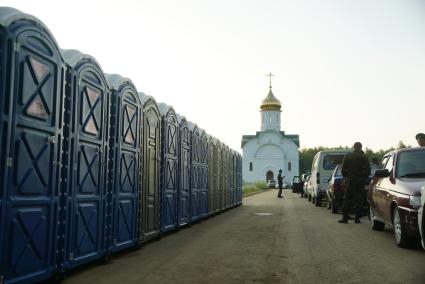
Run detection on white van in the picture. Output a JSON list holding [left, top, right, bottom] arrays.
[[309, 150, 352, 206]]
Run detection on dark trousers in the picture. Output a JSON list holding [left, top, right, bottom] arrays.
[[278, 185, 283, 197], [342, 181, 365, 220]]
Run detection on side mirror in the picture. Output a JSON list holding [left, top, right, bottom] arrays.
[[374, 169, 390, 178]]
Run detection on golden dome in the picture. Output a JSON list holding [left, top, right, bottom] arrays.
[[260, 88, 281, 110]]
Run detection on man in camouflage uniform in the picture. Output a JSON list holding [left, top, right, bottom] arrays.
[[339, 142, 371, 224]]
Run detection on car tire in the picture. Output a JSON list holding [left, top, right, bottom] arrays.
[[392, 207, 416, 248], [331, 197, 338, 214], [370, 207, 385, 231]]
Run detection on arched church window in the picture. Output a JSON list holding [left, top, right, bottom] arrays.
[[249, 162, 253, 171], [288, 162, 292, 171]]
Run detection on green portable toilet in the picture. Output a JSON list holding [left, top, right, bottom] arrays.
[[138, 92, 161, 242]]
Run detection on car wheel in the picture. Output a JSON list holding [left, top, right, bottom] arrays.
[[331, 197, 338, 214], [370, 207, 384, 231], [392, 207, 416, 248]]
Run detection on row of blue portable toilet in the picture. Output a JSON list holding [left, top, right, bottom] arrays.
[[0, 7, 242, 284]]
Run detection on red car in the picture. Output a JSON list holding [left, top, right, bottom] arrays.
[[326, 164, 376, 214], [369, 147, 425, 248]]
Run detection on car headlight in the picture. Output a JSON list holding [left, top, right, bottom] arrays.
[[409, 195, 421, 208]]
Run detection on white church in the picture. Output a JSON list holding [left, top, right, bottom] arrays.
[[241, 81, 300, 184]]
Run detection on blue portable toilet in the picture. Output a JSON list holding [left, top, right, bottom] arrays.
[[207, 136, 216, 216], [218, 141, 226, 212], [177, 114, 191, 226], [232, 151, 238, 207], [138, 92, 161, 242], [0, 8, 65, 283], [106, 74, 141, 252], [158, 103, 179, 233], [226, 146, 232, 209], [215, 140, 223, 213], [236, 153, 243, 205], [61, 50, 110, 268], [188, 122, 201, 222], [199, 129, 208, 219]]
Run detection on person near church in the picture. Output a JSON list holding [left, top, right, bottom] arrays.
[[339, 142, 371, 224], [277, 169, 284, 198], [416, 133, 425, 147]]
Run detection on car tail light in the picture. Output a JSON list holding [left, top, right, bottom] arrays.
[[317, 172, 320, 184], [333, 180, 342, 192]]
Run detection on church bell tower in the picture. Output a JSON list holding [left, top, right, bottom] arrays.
[[260, 73, 282, 131]]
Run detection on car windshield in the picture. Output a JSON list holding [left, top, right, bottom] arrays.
[[323, 155, 345, 170], [397, 150, 425, 178]]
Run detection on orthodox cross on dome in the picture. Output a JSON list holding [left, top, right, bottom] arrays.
[[266, 72, 275, 89]]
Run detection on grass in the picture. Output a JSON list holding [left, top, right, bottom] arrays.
[[243, 181, 269, 196]]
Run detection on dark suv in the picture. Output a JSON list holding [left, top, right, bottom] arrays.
[[369, 147, 425, 248]]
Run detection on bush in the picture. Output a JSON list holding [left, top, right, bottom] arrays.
[[243, 181, 268, 196]]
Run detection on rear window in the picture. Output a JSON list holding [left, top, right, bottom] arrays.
[[323, 155, 345, 170]]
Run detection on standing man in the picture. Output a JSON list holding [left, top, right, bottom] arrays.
[[416, 133, 425, 147], [339, 142, 371, 224], [277, 169, 284, 198]]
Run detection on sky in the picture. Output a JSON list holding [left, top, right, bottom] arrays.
[[2, 0, 425, 152]]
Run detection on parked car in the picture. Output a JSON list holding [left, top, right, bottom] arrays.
[[326, 163, 377, 214], [303, 175, 311, 198], [292, 176, 304, 193], [267, 179, 276, 188], [369, 147, 425, 248], [419, 186, 424, 249], [309, 150, 352, 206], [326, 165, 345, 213]]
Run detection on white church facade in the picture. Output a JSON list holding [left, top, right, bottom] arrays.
[[241, 85, 300, 184]]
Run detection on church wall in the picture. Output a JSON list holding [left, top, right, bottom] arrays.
[[242, 134, 300, 184]]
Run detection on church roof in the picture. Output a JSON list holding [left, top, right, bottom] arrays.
[[241, 131, 299, 148], [260, 88, 281, 111]]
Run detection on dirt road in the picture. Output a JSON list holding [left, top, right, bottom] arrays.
[[63, 190, 425, 284]]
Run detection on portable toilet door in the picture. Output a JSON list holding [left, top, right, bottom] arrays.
[[0, 8, 65, 283], [238, 153, 243, 205], [230, 148, 235, 208], [0, 11, 10, 281], [61, 50, 109, 269], [221, 144, 228, 210], [158, 103, 179, 233], [234, 152, 238, 206], [236, 153, 241, 205], [226, 146, 233, 209], [106, 74, 141, 252], [207, 136, 215, 216], [139, 93, 161, 242], [189, 122, 201, 222], [199, 129, 208, 219], [215, 140, 222, 213], [228, 149, 234, 208], [177, 115, 191, 226]]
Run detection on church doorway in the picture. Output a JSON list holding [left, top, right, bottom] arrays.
[[266, 171, 274, 181]]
